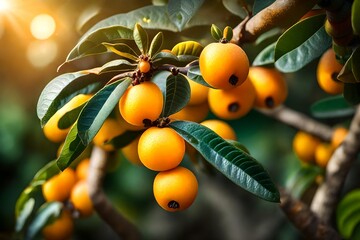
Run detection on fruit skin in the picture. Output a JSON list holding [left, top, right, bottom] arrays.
[[199, 42, 249, 89], [316, 48, 344, 95], [42, 210, 74, 240], [76, 158, 90, 180], [138, 127, 185, 171], [93, 118, 126, 152], [248, 67, 287, 109], [70, 180, 93, 217], [292, 131, 321, 164], [42, 168, 77, 202], [170, 101, 209, 123], [331, 127, 348, 148], [208, 79, 255, 120], [119, 81, 163, 127], [43, 94, 91, 143], [121, 136, 142, 165], [200, 119, 237, 140], [315, 143, 334, 168], [153, 166, 198, 212], [139, 60, 151, 73]]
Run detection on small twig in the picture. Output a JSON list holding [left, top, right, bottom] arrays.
[[280, 188, 341, 240], [258, 105, 333, 141], [311, 104, 360, 223], [87, 146, 141, 240]]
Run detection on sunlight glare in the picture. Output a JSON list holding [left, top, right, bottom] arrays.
[[0, 0, 11, 12], [30, 14, 56, 40]]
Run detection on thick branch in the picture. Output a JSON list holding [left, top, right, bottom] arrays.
[[311, 104, 360, 223], [258, 105, 333, 141], [232, 0, 319, 44], [87, 146, 141, 240], [280, 188, 341, 240]]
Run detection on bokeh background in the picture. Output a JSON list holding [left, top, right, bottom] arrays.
[[0, 0, 343, 239]]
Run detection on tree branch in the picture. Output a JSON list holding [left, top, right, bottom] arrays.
[[311, 104, 360, 223], [232, 0, 319, 44], [258, 105, 333, 141], [280, 188, 341, 240], [87, 146, 141, 240]]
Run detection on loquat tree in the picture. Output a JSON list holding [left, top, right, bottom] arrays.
[[13, 0, 360, 239]]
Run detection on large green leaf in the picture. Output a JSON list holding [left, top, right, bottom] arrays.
[[337, 189, 360, 239], [352, 0, 360, 35], [15, 198, 35, 233], [152, 51, 197, 66], [64, 25, 133, 64], [252, 42, 276, 66], [97, 59, 137, 74], [37, 72, 106, 127], [133, 23, 149, 54], [167, 0, 205, 31], [102, 43, 139, 61], [57, 123, 87, 170], [109, 130, 143, 149], [344, 82, 360, 105], [311, 95, 355, 119], [222, 0, 248, 18], [58, 104, 85, 130], [77, 78, 132, 145], [337, 46, 360, 83], [25, 202, 63, 240], [169, 120, 280, 202], [148, 32, 164, 57], [274, 15, 332, 72], [253, 0, 274, 15], [186, 64, 213, 87], [171, 41, 203, 57]]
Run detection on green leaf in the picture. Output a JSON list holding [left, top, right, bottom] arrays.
[[210, 24, 222, 41], [152, 51, 197, 66], [58, 104, 85, 130], [64, 25, 133, 64], [102, 43, 139, 61], [187, 64, 213, 87], [57, 123, 87, 170], [25, 202, 63, 240], [171, 41, 203, 57], [133, 23, 149, 54], [223, 26, 233, 42], [15, 198, 35, 233], [167, 0, 205, 31], [252, 42, 276, 66], [337, 189, 360, 239], [37, 72, 105, 127], [286, 166, 322, 199], [222, 0, 248, 18], [160, 74, 191, 117], [148, 32, 164, 57], [311, 95, 355, 119], [352, 0, 360, 35], [96, 59, 137, 74], [337, 46, 360, 83], [77, 78, 132, 146], [253, 0, 274, 15], [169, 120, 280, 202], [344, 82, 360, 105], [108, 130, 143, 149], [274, 14, 332, 72], [227, 140, 250, 154], [255, 28, 283, 45]]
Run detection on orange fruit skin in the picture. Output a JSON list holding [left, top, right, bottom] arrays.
[[248, 67, 287, 109], [317, 48, 344, 95], [200, 119, 237, 140], [43, 94, 92, 143], [42, 210, 74, 240], [121, 136, 142, 165], [93, 118, 126, 152], [70, 180, 93, 217], [292, 131, 321, 164], [139, 60, 151, 73], [208, 79, 255, 120], [170, 101, 209, 123], [119, 81, 163, 126], [42, 168, 77, 202], [153, 166, 198, 212], [315, 143, 334, 168], [138, 127, 185, 171], [199, 42, 249, 89], [331, 127, 348, 148], [76, 158, 90, 180]]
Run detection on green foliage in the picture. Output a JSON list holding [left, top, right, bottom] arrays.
[[186, 64, 212, 87], [210, 24, 222, 42], [223, 26, 233, 42], [103, 43, 139, 61], [167, 0, 205, 31], [286, 166, 322, 199], [222, 0, 249, 18], [133, 23, 149, 54], [352, 0, 360, 35], [252, 42, 276, 66], [338, 46, 360, 83], [148, 32, 164, 57], [171, 41, 203, 57], [253, 0, 275, 15], [311, 95, 355, 119], [337, 189, 360, 239], [169, 120, 280, 202]]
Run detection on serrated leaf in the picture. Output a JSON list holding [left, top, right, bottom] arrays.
[[186, 64, 213, 87], [274, 14, 331, 72], [352, 0, 360, 35], [169, 120, 280, 202], [148, 32, 164, 57], [171, 41, 203, 57], [37, 72, 106, 127], [167, 0, 204, 31], [108, 130, 143, 149], [25, 202, 63, 240], [64, 25, 134, 64], [57, 123, 87, 170], [133, 23, 149, 54], [252, 42, 276, 66], [102, 43, 139, 61], [211, 24, 222, 41], [344, 82, 360, 105], [160, 74, 191, 117], [222, 0, 248, 18], [311, 95, 355, 119], [337, 189, 360, 239], [223, 26, 233, 42], [15, 198, 35, 233], [253, 0, 275, 15], [77, 78, 132, 146]]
